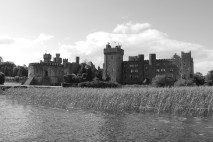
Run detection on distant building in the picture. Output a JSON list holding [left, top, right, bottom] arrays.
[[25, 53, 80, 86], [103, 43, 194, 84]]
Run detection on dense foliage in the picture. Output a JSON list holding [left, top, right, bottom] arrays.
[[0, 72, 5, 84], [152, 75, 175, 87], [78, 81, 120, 88], [193, 72, 205, 86], [0, 62, 15, 76], [174, 79, 194, 87], [64, 61, 102, 84], [205, 70, 213, 86], [0, 62, 28, 77]]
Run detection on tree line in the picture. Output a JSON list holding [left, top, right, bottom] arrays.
[[152, 71, 213, 87], [0, 57, 28, 77]]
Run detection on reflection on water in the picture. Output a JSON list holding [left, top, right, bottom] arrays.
[[1, 95, 213, 142]]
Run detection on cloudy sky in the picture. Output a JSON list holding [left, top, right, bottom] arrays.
[[0, 0, 212, 74]]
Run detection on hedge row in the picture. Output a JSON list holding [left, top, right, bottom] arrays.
[[78, 81, 120, 88]]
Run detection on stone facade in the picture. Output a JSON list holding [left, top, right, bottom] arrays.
[[102, 43, 124, 83], [103, 44, 194, 84], [26, 53, 80, 86], [28, 62, 64, 86]]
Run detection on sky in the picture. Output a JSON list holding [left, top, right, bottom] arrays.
[[0, 0, 212, 75]]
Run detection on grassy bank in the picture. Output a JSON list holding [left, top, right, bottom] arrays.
[[2, 87, 213, 116]]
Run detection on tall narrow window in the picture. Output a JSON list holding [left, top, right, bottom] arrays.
[[45, 70, 48, 76]]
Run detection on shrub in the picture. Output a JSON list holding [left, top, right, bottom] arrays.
[[21, 76, 28, 85], [64, 74, 73, 83], [143, 78, 150, 85], [193, 72, 205, 86], [205, 70, 213, 86], [14, 76, 20, 82], [174, 79, 195, 87], [78, 81, 120, 88], [152, 75, 175, 87], [0, 72, 5, 84]]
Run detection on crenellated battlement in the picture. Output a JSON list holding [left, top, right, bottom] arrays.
[[156, 59, 171, 62], [29, 62, 64, 67]]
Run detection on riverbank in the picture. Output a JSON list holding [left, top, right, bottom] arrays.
[[2, 87, 213, 117]]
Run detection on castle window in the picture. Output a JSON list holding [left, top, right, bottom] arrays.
[[135, 69, 138, 72], [131, 69, 134, 73], [161, 69, 165, 72], [156, 69, 160, 72], [130, 64, 134, 67], [45, 70, 48, 76]]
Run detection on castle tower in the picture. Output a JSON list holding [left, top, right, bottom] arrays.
[[103, 43, 124, 83], [76, 57, 80, 64], [149, 53, 156, 79], [138, 54, 145, 83], [53, 53, 62, 64], [43, 53, 51, 63], [63, 58, 68, 66], [181, 51, 194, 79]]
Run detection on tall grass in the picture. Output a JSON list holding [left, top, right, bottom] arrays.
[[3, 87, 213, 116]]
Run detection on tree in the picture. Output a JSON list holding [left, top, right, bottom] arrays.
[[152, 75, 175, 87], [12, 66, 28, 77], [193, 72, 205, 86], [0, 72, 5, 84], [94, 70, 102, 81], [0, 56, 3, 62], [205, 70, 213, 86], [143, 78, 150, 85], [0, 61, 16, 76], [174, 79, 194, 87]]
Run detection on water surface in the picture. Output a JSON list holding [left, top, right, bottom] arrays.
[[1, 95, 213, 142]]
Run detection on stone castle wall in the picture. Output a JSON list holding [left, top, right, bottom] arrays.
[[103, 43, 194, 84], [28, 63, 64, 86], [103, 45, 124, 83], [26, 53, 81, 86]]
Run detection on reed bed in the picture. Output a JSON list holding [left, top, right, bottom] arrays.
[[2, 87, 213, 116]]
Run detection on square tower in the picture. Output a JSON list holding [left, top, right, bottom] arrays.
[[181, 51, 194, 79], [103, 43, 124, 83]]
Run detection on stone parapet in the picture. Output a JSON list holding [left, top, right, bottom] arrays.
[[104, 48, 124, 55], [29, 62, 63, 67]]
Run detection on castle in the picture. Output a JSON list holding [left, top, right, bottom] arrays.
[[102, 43, 194, 84], [25, 43, 194, 86], [25, 53, 81, 86]]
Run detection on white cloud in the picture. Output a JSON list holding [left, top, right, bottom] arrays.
[[0, 36, 15, 45], [59, 22, 213, 75], [0, 22, 212, 75], [34, 33, 54, 43], [113, 22, 151, 34], [0, 33, 55, 66]]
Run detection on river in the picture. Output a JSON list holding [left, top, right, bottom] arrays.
[[1, 95, 213, 142]]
